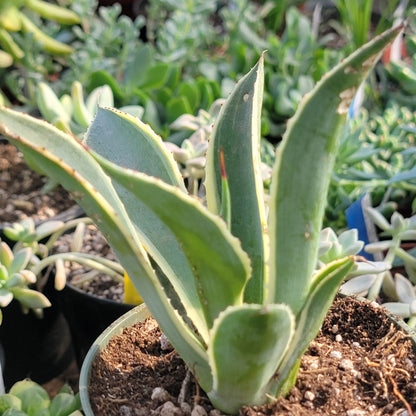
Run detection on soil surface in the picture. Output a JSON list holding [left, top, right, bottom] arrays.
[[0, 142, 75, 225], [88, 296, 416, 416]]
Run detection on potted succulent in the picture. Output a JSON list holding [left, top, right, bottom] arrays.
[[0, 23, 408, 415], [0, 230, 73, 390], [1, 215, 137, 371]]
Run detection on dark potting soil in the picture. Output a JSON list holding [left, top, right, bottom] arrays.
[[0, 143, 75, 224], [88, 296, 416, 416]]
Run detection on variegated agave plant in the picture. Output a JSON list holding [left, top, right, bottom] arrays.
[[0, 25, 402, 414]]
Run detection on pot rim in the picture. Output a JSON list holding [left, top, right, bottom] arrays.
[[79, 303, 150, 414]]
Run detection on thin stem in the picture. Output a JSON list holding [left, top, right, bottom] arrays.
[[44, 217, 94, 249], [31, 252, 124, 283]]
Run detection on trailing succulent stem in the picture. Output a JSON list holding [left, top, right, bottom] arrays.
[[0, 24, 402, 414]]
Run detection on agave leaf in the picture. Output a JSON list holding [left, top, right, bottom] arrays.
[[92, 152, 251, 329], [0, 108, 212, 390], [85, 107, 211, 340], [270, 257, 354, 396], [207, 304, 295, 414], [268, 24, 403, 315], [84, 108, 184, 185], [205, 55, 266, 303]]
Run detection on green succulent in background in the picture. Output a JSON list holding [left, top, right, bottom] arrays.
[[0, 0, 79, 66], [0, 25, 401, 414], [262, 6, 343, 139], [0, 239, 50, 323], [36, 81, 144, 135], [3, 217, 124, 292], [0, 215, 124, 323], [384, 28, 416, 105], [0, 379, 83, 416], [167, 98, 274, 197], [341, 206, 416, 328], [324, 102, 416, 230]]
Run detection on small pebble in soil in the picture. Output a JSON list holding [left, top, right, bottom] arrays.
[[335, 334, 343, 342], [180, 402, 192, 415], [119, 405, 132, 416], [329, 350, 342, 359], [339, 358, 354, 371], [352, 341, 361, 348], [151, 387, 172, 403], [331, 324, 339, 333], [346, 409, 367, 416], [158, 401, 183, 416], [303, 356, 320, 370], [191, 404, 208, 416], [160, 333, 173, 350], [304, 391, 315, 401]]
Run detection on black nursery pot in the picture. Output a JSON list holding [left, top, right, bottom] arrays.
[[0, 273, 75, 390], [58, 283, 134, 369]]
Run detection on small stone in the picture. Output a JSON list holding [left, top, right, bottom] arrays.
[[180, 402, 192, 415], [352, 342, 361, 348], [339, 359, 354, 371], [304, 391, 315, 401], [119, 405, 132, 416], [191, 405, 208, 416], [331, 324, 339, 334], [303, 400, 314, 409], [160, 333, 173, 350], [335, 334, 343, 342], [303, 356, 319, 370], [151, 387, 172, 403], [159, 401, 184, 416], [346, 409, 367, 416], [329, 350, 342, 359]]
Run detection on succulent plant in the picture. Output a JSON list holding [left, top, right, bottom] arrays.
[[0, 25, 402, 414], [0, 0, 79, 67], [36, 81, 144, 135], [0, 239, 50, 323], [4, 217, 125, 292], [0, 379, 82, 416]]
